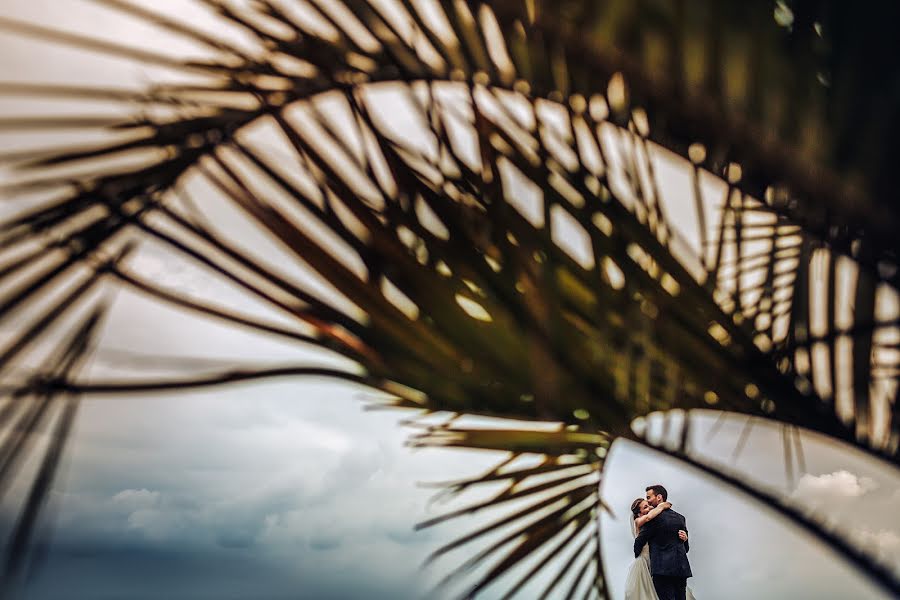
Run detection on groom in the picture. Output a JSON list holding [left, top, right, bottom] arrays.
[[634, 484, 692, 600]]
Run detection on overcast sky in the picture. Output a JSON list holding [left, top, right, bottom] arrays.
[[1, 1, 899, 599]]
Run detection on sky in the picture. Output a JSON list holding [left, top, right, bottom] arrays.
[[0, 1, 899, 599]]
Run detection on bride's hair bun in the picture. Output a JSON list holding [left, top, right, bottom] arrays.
[[630, 498, 644, 519]]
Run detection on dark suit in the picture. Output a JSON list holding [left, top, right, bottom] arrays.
[[634, 508, 692, 600]]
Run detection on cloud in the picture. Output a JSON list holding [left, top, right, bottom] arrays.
[[128, 251, 223, 299], [851, 528, 900, 573], [794, 470, 878, 499], [854, 528, 900, 555], [112, 489, 161, 511]]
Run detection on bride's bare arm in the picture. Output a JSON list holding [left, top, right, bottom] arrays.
[[634, 501, 672, 529]]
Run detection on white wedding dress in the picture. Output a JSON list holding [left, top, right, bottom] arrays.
[[624, 520, 697, 600]]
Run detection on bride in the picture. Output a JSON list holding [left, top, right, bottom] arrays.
[[624, 498, 697, 600]]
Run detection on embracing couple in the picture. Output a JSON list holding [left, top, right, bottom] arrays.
[[625, 484, 696, 600]]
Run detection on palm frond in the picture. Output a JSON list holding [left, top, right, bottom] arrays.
[[0, 302, 109, 594], [0, 0, 897, 597], [409, 423, 609, 599]]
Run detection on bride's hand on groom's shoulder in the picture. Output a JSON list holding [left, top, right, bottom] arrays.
[[660, 501, 673, 510]]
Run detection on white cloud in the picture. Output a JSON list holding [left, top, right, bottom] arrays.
[[128, 250, 230, 300], [111, 488, 161, 511], [854, 528, 900, 555], [794, 470, 878, 499], [852, 528, 900, 573]]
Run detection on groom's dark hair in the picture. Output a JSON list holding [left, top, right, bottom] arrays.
[[646, 484, 668, 500]]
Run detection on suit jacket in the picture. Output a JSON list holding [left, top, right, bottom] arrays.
[[633, 508, 692, 578]]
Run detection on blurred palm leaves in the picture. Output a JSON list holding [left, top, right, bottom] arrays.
[[0, 0, 898, 597]]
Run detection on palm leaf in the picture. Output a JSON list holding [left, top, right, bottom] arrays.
[[0, 0, 897, 597]]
